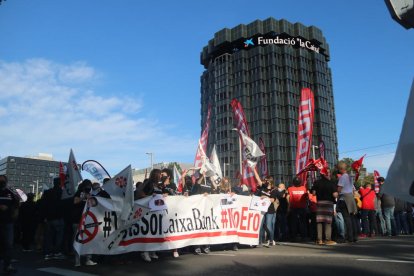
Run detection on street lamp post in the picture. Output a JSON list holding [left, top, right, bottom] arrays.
[[146, 152, 154, 171]]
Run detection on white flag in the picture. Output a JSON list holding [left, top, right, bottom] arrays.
[[63, 149, 82, 199], [209, 145, 223, 187], [239, 131, 265, 168], [103, 165, 134, 220], [382, 80, 414, 203], [173, 165, 181, 186]]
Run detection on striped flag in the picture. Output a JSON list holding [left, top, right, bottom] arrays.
[[194, 105, 212, 169], [231, 98, 258, 192], [259, 137, 268, 178], [295, 88, 315, 186]]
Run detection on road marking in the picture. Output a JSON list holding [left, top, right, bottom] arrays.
[[357, 259, 414, 264], [37, 267, 98, 276], [207, 253, 236, 257]]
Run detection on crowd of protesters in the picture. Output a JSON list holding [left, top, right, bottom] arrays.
[[1, 161, 414, 273]]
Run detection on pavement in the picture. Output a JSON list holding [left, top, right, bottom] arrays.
[[3, 236, 414, 276]]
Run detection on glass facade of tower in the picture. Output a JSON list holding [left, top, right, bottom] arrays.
[[200, 18, 338, 184]]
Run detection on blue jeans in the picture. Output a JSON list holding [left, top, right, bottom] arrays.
[[375, 209, 386, 235], [0, 223, 14, 267], [383, 207, 396, 236], [265, 213, 276, 242], [44, 218, 64, 255], [334, 211, 345, 239]]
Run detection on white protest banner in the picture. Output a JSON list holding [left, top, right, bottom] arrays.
[[149, 194, 168, 212], [249, 196, 271, 213], [220, 194, 238, 210], [74, 194, 263, 255]]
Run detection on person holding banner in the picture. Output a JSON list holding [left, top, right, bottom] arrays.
[[138, 169, 163, 262], [160, 168, 180, 258], [189, 173, 211, 255], [72, 180, 97, 266], [254, 171, 278, 247], [161, 168, 177, 196], [218, 178, 239, 251]]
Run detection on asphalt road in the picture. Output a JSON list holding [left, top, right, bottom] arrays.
[[4, 236, 414, 276]]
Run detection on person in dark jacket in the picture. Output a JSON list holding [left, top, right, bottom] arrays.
[[72, 179, 97, 267], [394, 198, 409, 235], [380, 183, 396, 237], [0, 175, 19, 274], [275, 183, 289, 242], [40, 177, 65, 261], [19, 193, 37, 251], [312, 171, 338, 245], [189, 174, 211, 254]]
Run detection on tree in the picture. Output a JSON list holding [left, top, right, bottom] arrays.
[[336, 157, 366, 187], [167, 162, 182, 174], [362, 174, 375, 188]]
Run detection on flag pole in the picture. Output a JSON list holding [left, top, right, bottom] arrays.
[[232, 128, 242, 179]]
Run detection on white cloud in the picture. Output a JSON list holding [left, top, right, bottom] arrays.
[[0, 59, 196, 174]]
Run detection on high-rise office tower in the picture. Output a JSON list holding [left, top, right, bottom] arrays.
[[200, 18, 338, 183]]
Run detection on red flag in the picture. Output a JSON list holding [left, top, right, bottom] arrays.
[[194, 105, 212, 168], [351, 155, 365, 172], [231, 98, 257, 192], [297, 159, 318, 176], [374, 170, 381, 193], [295, 88, 315, 186], [351, 155, 366, 182], [258, 137, 268, 178], [297, 158, 328, 177], [59, 162, 65, 188], [314, 158, 329, 176]]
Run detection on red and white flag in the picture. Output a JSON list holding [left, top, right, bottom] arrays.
[[259, 137, 268, 178], [374, 170, 381, 193], [231, 98, 258, 192], [295, 88, 315, 186], [194, 105, 212, 169], [173, 165, 183, 194]]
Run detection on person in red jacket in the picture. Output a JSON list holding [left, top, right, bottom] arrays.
[[359, 183, 378, 237], [287, 177, 308, 242]]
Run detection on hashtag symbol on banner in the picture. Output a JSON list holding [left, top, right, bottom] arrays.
[[221, 210, 228, 228], [103, 211, 112, 238]]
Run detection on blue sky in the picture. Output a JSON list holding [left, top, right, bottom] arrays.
[[0, 0, 413, 176]]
